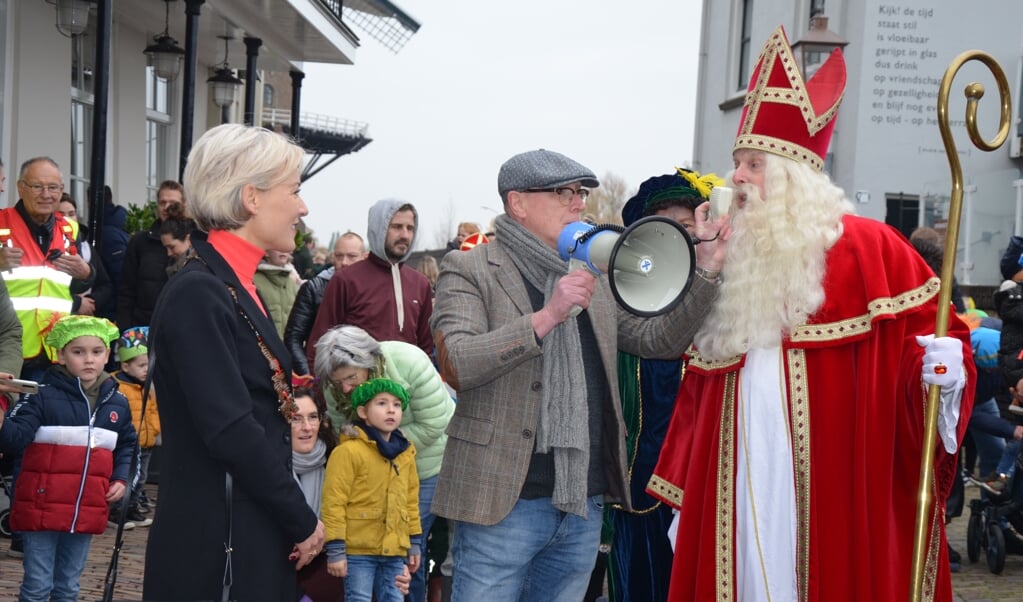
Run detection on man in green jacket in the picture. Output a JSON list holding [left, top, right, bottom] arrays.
[[0, 277, 24, 410]]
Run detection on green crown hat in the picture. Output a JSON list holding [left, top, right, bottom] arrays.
[[117, 326, 150, 362], [351, 378, 409, 411], [45, 315, 120, 351]]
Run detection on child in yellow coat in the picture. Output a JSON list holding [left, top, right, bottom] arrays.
[[112, 326, 159, 527], [322, 378, 421, 602]]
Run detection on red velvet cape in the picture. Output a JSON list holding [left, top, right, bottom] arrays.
[[649, 215, 975, 601]]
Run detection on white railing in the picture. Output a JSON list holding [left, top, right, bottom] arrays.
[[262, 108, 370, 138]]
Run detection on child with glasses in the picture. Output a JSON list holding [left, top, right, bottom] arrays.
[[322, 378, 421, 602]]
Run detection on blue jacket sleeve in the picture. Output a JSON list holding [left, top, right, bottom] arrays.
[[0, 394, 44, 454]]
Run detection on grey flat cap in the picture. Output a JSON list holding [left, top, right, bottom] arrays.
[[498, 149, 599, 202]]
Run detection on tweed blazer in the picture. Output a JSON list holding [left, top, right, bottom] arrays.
[[430, 239, 718, 525]]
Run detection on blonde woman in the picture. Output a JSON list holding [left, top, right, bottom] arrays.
[[144, 124, 324, 601]]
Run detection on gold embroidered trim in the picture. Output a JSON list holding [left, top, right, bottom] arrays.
[[687, 345, 743, 371], [790, 278, 940, 343], [616, 359, 669, 515], [786, 349, 811, 602], [737, 30, 844, 137], [646, 473, 683, 507], [735, 27, 845, 171], [734, 134, 824, 172], [716, 372, 738, 601], [922, 490, 942, 602]]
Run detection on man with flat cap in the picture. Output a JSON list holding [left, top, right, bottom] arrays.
[[429, 149, 728, 601]]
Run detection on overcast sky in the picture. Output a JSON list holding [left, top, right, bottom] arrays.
[[299, 0, 703, 250]]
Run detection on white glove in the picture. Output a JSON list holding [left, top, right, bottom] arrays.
[[916, 335, 963, 388], [916, 334, 967, 453]]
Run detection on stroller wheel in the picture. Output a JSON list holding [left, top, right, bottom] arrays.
[[967, 513, 983, 562], [986, 524, 1006, 574], [0, 508, 9, 539]]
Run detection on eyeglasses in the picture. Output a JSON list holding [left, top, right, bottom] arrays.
[[290, 413, 321, 426], [20, 181, 63, 195], [525, 186, 589, 205]]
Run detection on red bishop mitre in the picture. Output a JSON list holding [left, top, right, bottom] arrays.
[[460, 232, 489, 251], [733, 25, 847, 172]]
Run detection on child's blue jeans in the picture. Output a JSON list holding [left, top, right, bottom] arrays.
[[345, 555, 405, 602], [19, 530, 92, 602]]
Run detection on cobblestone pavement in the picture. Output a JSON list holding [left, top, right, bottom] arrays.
[[0, 484, 1019, 600], [949, 486, 1023, 602], [0, 485, 153, 600]]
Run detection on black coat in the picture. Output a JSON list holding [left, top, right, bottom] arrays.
[[283, 268, 332, 375], [116, 223, 169, 329], [142, 233, 318, 601], [996, 282, 1023, 391]]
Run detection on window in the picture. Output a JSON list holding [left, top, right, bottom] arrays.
[[810, 0, 826, 20], [69, 20, 97, 214], [145, 66, 173, 200], [737, 0, 754, 91], [885, 193, 922, 239], [263, 84, 275, 108]]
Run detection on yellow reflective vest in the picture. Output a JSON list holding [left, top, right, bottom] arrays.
[[0, 208, 79, 362]]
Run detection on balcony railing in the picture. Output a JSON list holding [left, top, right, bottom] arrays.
[[318, 0, 343, 22], [263, 108, 369, 139], [319, 0, 420, 53]]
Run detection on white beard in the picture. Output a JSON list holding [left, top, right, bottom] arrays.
[[693, 160, 852, 361]]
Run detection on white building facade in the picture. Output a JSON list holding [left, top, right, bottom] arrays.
[[0, 0, 417, 229], [693, 0, 1023, 286]]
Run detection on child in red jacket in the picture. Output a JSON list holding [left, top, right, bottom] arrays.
[[0, 315, 138, 601]]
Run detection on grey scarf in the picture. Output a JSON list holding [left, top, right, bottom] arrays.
[[292, 438, 327, 517], [496, 214, 589, 517]]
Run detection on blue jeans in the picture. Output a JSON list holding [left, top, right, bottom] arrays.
[[345, 555, 406, 602], [20, 530, 92, 602], [998, 440, 1020, 477], [970, 397, 1006, 477], [450, 496, 603, 602], [409, 474, 437, 602]]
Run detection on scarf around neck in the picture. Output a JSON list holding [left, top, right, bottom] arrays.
[[495, 213, 590, 518], [355, 420, 410, 461], [292, 438, 327, 517]]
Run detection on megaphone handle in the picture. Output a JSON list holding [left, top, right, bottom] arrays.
[[567, 258, 587, 318]]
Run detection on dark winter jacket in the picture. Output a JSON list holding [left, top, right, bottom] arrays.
[[996, 281, 1023, 391], [0, 368, 137, 535], [143, 232, 318, 601], [117, 220, 169, 328], [101, 202, 130, 297], [284, 266, 333, 375]]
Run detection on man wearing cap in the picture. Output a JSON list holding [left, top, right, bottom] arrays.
[[648, 26, 973, 601], [430, 149, 727, 601]]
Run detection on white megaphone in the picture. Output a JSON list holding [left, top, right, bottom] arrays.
[[557, 216, 696, 317]]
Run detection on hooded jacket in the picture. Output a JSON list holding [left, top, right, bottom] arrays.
[[253, 261, 299, 339], [0, 367, 137, 535], [307, 199, 434, 364], [322, 425, 421, 558]]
